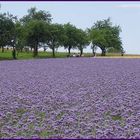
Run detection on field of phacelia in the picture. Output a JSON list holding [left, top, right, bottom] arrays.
[[0, 58, 140, 138]]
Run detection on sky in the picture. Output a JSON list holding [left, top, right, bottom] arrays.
[[0, 2, 140, 54]]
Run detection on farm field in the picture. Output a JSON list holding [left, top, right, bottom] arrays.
[[0, 58, 140, 138]]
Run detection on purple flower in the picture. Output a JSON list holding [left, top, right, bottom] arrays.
[[0, 58, 140, 138]]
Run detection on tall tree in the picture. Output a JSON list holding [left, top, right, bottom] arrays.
[[24, 20, 48, 57], [15, 22, 26, 53], [89, 18, 122, 56], [46, 23, 65, 57], [20, 7, 52, 57], [76, 29, 89, 56], [63, 23, 78, 55], [0, 13, 16, 53], [21, 7, 52, 23]]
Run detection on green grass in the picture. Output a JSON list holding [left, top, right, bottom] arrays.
[[111, 115, 122, 121], [39, 130, 54, 138], [56, 112, 64, 120], [0, 50, 92, 60], [1, 49, 140, 61]]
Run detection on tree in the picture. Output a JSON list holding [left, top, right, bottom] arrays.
[[89, 18, 123, 56], [21, 7, 52, 24], [0, 13, 16, 53], [63, 23, 78, 55], [15, 22, 26, 53], [46, 23, 65, 57], [91, 43, 98, 56], [76, 29, 89, 56], [121, 47, 125, 56], [24, 20, 48, 57], [20, 7, 52, 57]]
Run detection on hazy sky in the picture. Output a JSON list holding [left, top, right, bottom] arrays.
[[1, 2, 140, 54]]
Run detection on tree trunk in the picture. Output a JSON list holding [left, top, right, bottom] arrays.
[[52, 47, 55, 58], [20, 48, 23, 52], [2, 46, 4, 53], [68, 46, 71, 55], [101, 48, 106, 56], [12, 47, 17, 59], [44, 47, 46, 52], [92, 48, 95, 57], [80, 49, 83, 56], [33, 45, 38, 57]]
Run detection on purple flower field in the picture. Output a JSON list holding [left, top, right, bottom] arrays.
[[0, 58, 140, 139]]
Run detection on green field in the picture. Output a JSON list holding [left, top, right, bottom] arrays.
[[0, 49, 140, 60], [0, 50, 68, 60], [0, 50, 93, 60]]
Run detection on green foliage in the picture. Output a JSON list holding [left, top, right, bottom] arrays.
[[111, 115, 122, 121], [0, 13, 16, 49], [107, 47, 122, 53], [89, 18, 123, 56], [63, 23, 79, 54], [39, 130, 53, 138], [46, 23, 66, 57], [75, 28, 89, 56], [19, 7, 52, 57], [0, 8, 124, 58], [21, 7, 52, 23], [15, 22, 26, 52], [24, 20, 48, 57]]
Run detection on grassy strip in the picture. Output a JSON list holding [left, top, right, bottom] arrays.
[[0, 50, 140, 60]]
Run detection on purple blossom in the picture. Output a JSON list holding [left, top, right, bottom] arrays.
[[0, 58, 140, 138]]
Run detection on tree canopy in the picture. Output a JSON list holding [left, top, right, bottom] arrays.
[[0, 13, 17, 53], [63, 23, 79, 55], [24, 20, 48, 57], [46, 23, 66, 57], [89, 18, 122, 56], [0, 6, 124, 58], [21, 7, 52, 24]]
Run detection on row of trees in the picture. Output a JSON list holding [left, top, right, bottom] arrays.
[[0, 7, 124, 58]]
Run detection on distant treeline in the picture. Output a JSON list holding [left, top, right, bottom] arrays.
[[0, 7, 124, 59]]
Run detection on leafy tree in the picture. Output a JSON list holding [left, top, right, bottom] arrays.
[[89, 18, 122, 56], [46, 23, 65, 57], [76, 29, 89, 56], [15, 22, 26, 53], [21, 7, 52, 23], [63, 23, 78, 55], [0, 13, 16, 53], [20, 7, 52, 57], [24, 20, 48, 57], [107, 47, 123, 53]]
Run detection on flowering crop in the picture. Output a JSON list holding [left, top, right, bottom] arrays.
[[0, 58, 140, 138]]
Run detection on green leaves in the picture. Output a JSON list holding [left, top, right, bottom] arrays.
[[63, 23, 89, 55], [0, 13, 15, 48], [89, 18, 123, 56], [24, 20, 49, 57], [21, 7, 52, 24], [63, 23, 78, 53]]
